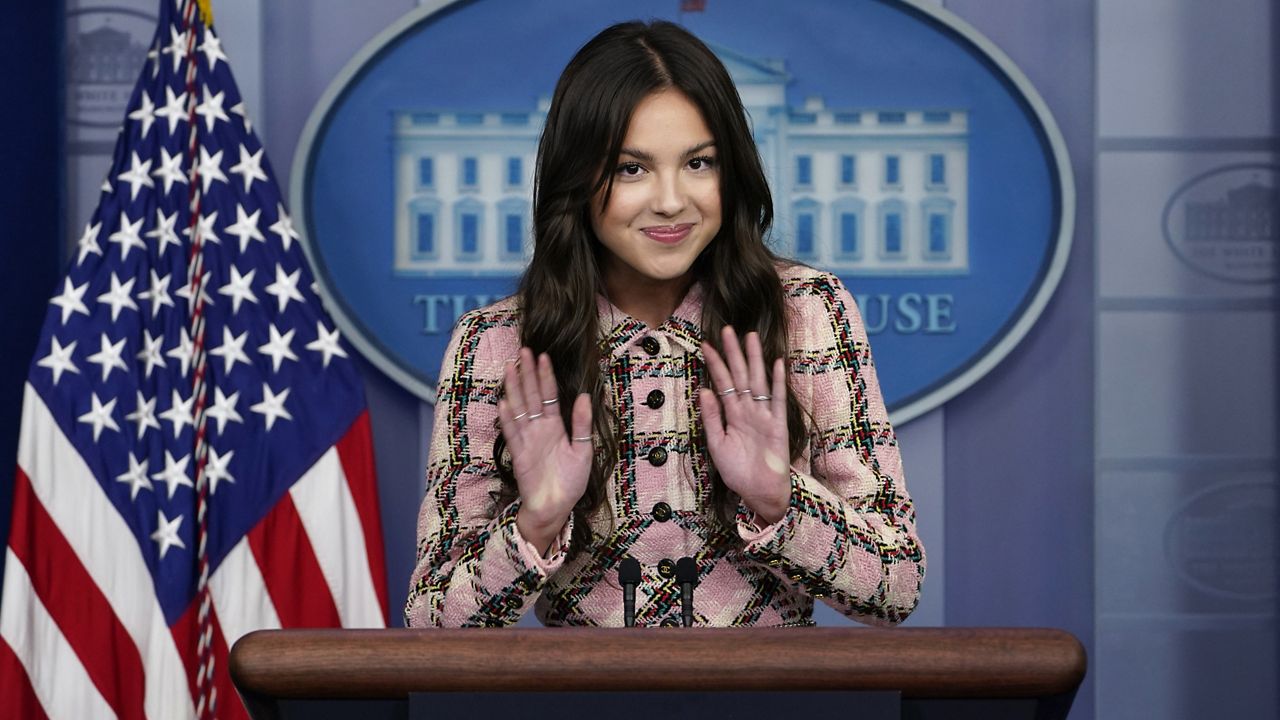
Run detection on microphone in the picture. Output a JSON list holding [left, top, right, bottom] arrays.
[[676, 557, 698, 627], [618, 557, 641, 627]]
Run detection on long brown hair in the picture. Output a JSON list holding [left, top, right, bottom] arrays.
[[494, 20, 807, 556]]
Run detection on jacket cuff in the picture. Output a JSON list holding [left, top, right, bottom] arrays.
[[459, 500, 566, 626], [508, 499, 573, 576], [738, 470, 857, 592], [735, 472, 800, 547]]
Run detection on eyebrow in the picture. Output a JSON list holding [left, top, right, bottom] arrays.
[[618, 140, 716, 164]]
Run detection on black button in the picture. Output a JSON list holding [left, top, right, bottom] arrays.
[[651, 502, 673, 522], [657, 558, 676, 578], [504, 595, 522, 609], [660, 617, 680, 627], [640, 336, 661, 356], [647, 446, 668, 467], [645, 389, 665, 409]]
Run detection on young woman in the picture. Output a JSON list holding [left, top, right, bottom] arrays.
[[405, 20, 924, 628]]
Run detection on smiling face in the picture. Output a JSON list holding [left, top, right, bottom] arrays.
[[590, 89, 723, 300]]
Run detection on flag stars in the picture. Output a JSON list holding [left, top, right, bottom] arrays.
[[161, 25, 189, 74], [136, 329, 166, 379], [96, 272, 139, 321], [269, 203, 302, 252], [125, 389, 161, 439], [86, 332, 128, 382], [128, 91, 156, 138], [155, 86, 188, 135], [76, 221, 103, 265], [226, 205, 265, 253], [146, 208, 183, 257], [150, 510, 186, 560], [218, 265, 258, 314], [197, 146, 229, 194], [49, 277, 90, 324], [138, 269, 175, 319], [258, 324, 298, 372], [78, 393, 120, 442], [152, 450, 193, 499], [174, 272, 213, 310], [204, 447, 236, 495], [117, 151, 155, 201], [166, 327, 196, 376], [199, 28, 229, 70], [115, 453, 152, 500], [205, 387, 244, 434], [306, 322, 348, 368], [265, 264, 304, 313], [210, 326, 251, 374], [151, 148, 187, 196], [195, 85, 230, 132], [108, 212, 147, 261], [230, 101, 252, 133], [146, 41, 160, 79], [159, 388, 195, 438], [37, 337, 79, 385], [182, 210, 221, 247], [230, 145, 267, 193], [250, 384, 292, 430]]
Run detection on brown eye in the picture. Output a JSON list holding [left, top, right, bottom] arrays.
[[689, 156, 715, 171], [617, 162, 644, 177]]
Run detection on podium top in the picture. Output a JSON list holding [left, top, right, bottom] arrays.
[[230, 626, 1085, 700]]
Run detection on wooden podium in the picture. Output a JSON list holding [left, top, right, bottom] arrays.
[[229, 627, 1086, 720]]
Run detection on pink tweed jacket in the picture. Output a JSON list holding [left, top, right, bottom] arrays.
[[405, 264, 925, 628]]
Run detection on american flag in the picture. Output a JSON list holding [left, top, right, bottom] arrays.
[[0, 1, 387, 718]]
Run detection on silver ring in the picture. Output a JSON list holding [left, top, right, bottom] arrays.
[[737, 388, 752, 395], [541, 397, 559, 406], [717, 387, 736, 396], [526, 411, 544, 420], [572, 435, 593, 443], [752, 394, 772, 402], [513, 412, 528, 420]]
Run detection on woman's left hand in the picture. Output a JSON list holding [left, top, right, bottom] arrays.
[[699, 326, 791, 525]]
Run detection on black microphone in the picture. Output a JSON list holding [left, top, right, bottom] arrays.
[[618, 557, 641, 627], [676, 557, 698, 627]]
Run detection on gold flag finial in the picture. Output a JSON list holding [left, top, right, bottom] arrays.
[[196, 0, 214, 27]]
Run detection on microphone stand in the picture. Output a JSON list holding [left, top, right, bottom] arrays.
[[618, 558, 641, 627], [676, 557, 698, 627]]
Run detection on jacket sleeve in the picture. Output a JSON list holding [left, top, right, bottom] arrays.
[[404, 311, 572, 627], [736, 272, 926, 626]]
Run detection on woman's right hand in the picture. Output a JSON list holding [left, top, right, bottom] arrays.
[[497, 347, 594, 556]]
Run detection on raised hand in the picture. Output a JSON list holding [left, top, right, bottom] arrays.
[[496, 348, 593, 555], [699, 327, 791, 525]]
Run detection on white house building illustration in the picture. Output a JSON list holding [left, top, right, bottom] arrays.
[[392, 44, 969, 276], [1183, 180, 1277, 245]]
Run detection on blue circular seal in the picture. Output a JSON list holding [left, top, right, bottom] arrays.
[[294, 0, 1073, 423]]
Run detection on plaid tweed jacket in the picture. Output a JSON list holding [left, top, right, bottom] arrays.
[[405, 264, 925, 628]]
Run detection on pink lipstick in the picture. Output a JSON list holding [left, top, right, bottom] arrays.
[[642, 224, 693, 244]]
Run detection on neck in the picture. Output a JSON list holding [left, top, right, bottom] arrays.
[[602, 267, 694, 329]]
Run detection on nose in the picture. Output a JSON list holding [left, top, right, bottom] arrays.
[[651, 171, 687, 217]]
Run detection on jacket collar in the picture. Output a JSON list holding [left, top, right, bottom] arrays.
[[597, 281, 705, 359]]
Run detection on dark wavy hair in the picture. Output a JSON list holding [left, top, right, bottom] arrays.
[[494, 20, 807, 556]]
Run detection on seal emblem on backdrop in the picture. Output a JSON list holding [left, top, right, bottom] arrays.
[[1163, 163, 1279, 285], [66, 7, 158, 131], [294, 0, 1073, 423]]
